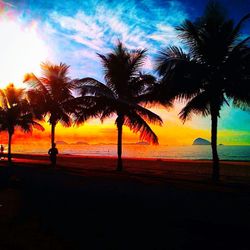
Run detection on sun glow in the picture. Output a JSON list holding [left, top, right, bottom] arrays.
[[0, 17, 49, 88]]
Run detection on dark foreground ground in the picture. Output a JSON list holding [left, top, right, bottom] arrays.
[[0, 155, 250, 250]]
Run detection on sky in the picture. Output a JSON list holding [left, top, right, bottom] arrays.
[[0, 0, 249, 146]]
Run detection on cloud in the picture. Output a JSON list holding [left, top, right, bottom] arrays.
[[147, 24, 180, 48], [49, 10, 150, 52], [42, 0, 189, 83], [0, 0, 15, 8], [2, 0, 193, 95], [50, 11, 105, 52]]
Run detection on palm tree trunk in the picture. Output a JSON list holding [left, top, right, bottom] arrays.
[[8, 131, 12, 165], [51, 122, 56, 149], [211, 111, 219, 182], [116, 115, 124, 171], [50, 122, 57, 167]]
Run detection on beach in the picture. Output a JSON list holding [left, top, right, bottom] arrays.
[[6, 154, 250, 184], [0, 155, 250, 249], [0, 0, 249, 248]]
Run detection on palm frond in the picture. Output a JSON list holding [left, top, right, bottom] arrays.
[[26, 89, 47, 119], [75, 77, 115, 98], [155, 46, 189, 77], [30, 121, 45, 131], [4, 84, 25, 107], [58, 112, 72, 127], [0, 84, 45, 135], [97, 42, 150, 99], [224, 43, 250, 107], [230, 13, 250, 43], [179, 91, 211, 122], [129, 49, 147, 76], [124, 112, 159, 145], [24, 73, 50, 96], [176, 20, 202, 57], [231, 36, 250, 52], [73, 101, 107, 125], [0, 89, 9, 109], [25, 62, 74, 128], [133, 104, 163, 126], [232, 99, 250, 111], [17, 113, 44, 133]]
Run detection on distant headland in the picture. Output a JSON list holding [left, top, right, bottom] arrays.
[[56, 141, 89, 145], [192, 138, 211, 145]]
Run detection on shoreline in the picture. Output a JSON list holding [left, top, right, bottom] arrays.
[[5, 152, 250, 163]]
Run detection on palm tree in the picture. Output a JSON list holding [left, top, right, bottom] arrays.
[[74, 42, 163, 171], [155, 1, 250, 182], [24, 62, 75, 164], [0, 83, 44, 164]]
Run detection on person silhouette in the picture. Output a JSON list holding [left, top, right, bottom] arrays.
[[0, 145, 4, 160], [48, 143, 58, 166]]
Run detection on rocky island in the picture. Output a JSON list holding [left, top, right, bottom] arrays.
[[192, 138, 211, 145]]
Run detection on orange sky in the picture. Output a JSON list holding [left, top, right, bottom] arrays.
[[0, 106, 210, 147], [0, 104, 248, 148]]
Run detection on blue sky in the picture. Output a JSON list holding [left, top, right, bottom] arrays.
[[6, 0, 249, 80], [1, 0, 250, 144], [5, 0, 250, 77]]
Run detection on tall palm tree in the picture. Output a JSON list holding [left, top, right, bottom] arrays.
[[0, 84, 44, 164], [74, 42, 163, 171], [155, 1, 250, 182], [24, 62, 75, 163]]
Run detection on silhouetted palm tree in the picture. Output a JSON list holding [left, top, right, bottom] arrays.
[[24, 62, 75, 163], [155, 1, 250, 182], [74, 42, 163, 171], [0, 84, 44, 164]]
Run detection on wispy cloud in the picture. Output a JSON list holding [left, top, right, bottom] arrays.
[[44, 0, 188, 79], [50, 11, 105, 51], [147, 24, 181, 48], [0, 0, 15, 8], [0, 0, 189, 79]]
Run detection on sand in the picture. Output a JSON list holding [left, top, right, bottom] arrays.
[[9, 153, 250, 186], [0, 155, 250, 249]]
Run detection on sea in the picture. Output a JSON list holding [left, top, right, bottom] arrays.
[[11, 144, 250, 161]]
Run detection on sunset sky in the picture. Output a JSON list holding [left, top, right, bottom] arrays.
[[0, 0, 249, 146]]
